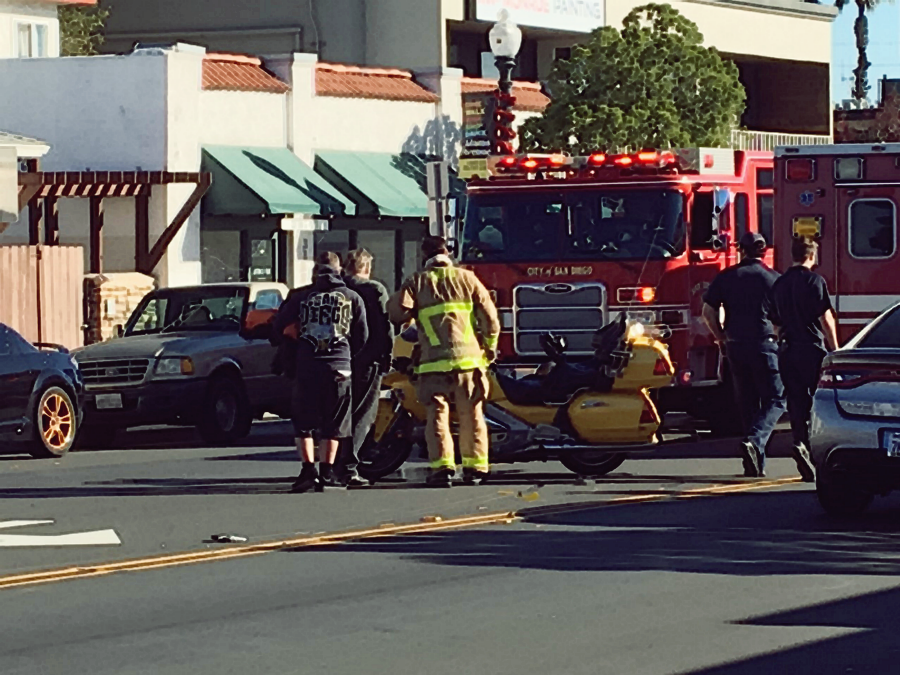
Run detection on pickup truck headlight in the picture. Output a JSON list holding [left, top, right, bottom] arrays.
[[155, 357, 195, 377]]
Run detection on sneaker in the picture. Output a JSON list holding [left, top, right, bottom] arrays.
[[740, 441, 762, 478], [344, 473, 370, 488], [291, 464, 319, 493], [462, 468, 490, 486], [792, 443, 816, 483], [426, 468, 454, 488]]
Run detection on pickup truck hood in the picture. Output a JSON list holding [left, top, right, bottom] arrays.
[[73, 332, 237, 361]]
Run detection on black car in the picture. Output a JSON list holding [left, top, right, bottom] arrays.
[[0, 323, 84, 458]]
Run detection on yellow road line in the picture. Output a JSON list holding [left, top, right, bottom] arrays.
[[0, 476, 802, 592]]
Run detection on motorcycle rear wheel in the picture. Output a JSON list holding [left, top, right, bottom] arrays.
[[558, 451, 626, 477], [358, 411, 415, 482]]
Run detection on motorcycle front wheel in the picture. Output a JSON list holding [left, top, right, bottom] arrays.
[[358, 410, 415, 482], [558, 451, 626, 477]]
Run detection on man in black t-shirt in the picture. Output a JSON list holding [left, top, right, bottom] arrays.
[[771, 238, 839, 482], [274, 252, 368, 493], [703, 232, 785, 478]]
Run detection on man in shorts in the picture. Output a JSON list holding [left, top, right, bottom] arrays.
[[274, 252, 368, 492]]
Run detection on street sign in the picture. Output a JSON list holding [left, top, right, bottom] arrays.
[[0, 520, 121, 547]]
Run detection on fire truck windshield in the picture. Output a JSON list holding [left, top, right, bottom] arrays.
[[462, 189, 685, 263]]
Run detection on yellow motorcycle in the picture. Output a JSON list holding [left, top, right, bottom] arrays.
[[357, 314, 674, 481]]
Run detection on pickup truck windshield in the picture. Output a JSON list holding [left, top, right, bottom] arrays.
[[462, 189, 685, 263], [126, 288, 248, 336]]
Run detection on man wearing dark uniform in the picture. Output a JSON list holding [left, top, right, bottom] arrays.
[[702, 232, 785, 478], [771, 238, 839, 482], [341, 249, 393, 487], [274, 252, 368, 493]]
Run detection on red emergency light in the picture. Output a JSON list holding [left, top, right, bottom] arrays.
[[786, 158, 815, 182], [613, 155, 634, 167]]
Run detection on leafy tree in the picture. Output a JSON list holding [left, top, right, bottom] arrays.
[[520, 4, 745, 154], [59, 3, 110, 56], [834, 0, 887, 102]]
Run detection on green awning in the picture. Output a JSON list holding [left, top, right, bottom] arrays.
[[315, 151, 432, 219], [202, 146, 355, 217]]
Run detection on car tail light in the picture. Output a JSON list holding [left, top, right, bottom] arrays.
[[819, 365, 900, 389]]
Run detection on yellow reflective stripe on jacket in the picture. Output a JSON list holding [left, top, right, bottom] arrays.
[[418, 301, 475, 347], [484, 334, 499, 349], [415, 355, 487, 375]]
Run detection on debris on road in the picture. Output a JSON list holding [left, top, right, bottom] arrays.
[[210, 534, 248, 543]]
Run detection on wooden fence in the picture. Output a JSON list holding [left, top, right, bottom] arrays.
[[0, 245, 84, 348]]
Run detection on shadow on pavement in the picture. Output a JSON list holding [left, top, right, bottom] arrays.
[[297, 489, 900, 672], [311, 490, 900, 577], [680, 586, 900, 673]]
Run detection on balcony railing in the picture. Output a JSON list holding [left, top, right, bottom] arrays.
[[731, 130, 832, 151]]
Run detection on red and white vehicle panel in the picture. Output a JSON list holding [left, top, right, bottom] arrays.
[[774, 144, 900, 343]]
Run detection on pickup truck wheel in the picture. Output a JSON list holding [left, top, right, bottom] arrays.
[[197, 375, 252, 445], [816, 466, 873, 518], [29, 386, 78, 459]]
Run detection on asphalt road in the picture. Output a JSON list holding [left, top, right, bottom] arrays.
[[3, 424, 900, 674]]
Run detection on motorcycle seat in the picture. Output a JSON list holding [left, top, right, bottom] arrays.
[[494, 372, 548, 406]]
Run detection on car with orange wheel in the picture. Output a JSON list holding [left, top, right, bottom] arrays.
[[0, 323, 84, 458]]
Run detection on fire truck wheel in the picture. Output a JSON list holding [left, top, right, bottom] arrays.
[[559, 451, 626, 477]]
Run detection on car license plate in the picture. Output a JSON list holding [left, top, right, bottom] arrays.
[[95, 393, 123, 410], [885, 431, 900, 458]]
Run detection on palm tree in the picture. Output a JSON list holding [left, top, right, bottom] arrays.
[[835, 0, 883, 102]]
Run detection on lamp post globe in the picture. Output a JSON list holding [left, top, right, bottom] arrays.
[[489, 9, 522, 94]]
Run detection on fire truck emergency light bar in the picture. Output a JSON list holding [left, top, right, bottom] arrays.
[[491, 150, 680, 177]]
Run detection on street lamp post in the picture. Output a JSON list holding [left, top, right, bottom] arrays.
[[487, 10, 523, 156], [489, 10, 523, 95]]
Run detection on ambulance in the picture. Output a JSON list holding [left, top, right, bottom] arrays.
[[774, 144, 900, 343]]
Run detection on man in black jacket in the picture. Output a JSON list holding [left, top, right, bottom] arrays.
[[341, 249, 394, 486], [771, 238, 839, 482], [703, 232, 785, 478], [273, 252, 368, 493]]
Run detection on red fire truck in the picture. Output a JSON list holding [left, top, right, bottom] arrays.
[[461, 148, 775, 428], [774, 143, 900, 344]]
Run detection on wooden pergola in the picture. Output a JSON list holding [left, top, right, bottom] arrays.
[[18, 163, 212, 275]]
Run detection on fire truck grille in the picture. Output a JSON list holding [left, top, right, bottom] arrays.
[[513, 283, 607, 356]]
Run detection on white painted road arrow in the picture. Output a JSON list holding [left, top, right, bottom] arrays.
[[0, 520, 121, 547]]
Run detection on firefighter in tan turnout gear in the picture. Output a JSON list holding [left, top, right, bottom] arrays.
[[389, 236, 501, 488]]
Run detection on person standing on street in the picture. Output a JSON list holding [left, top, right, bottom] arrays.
[[273, 252, 368, 493], [771, 238, 839, 482], [341, 248, 394, 487], [388, 236, 500, 488], [703, 232, 785, 478]]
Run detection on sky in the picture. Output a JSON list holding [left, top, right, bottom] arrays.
[[831, 2, 900, 104]]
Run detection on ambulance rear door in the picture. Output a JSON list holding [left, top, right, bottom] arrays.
[[835, 183, 900, 340]]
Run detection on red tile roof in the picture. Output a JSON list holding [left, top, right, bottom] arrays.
[[461, 78, 550, 112], [203, 53, 290, 94], [316, 63, 439, 103]]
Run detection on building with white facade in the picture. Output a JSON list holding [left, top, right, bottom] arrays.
[[0, 46, 525, 292], [102, 0, 837, 138], [0, 0, 94, 58]]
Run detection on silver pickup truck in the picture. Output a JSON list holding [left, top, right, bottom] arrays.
[[73, 282, 290, 446]]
